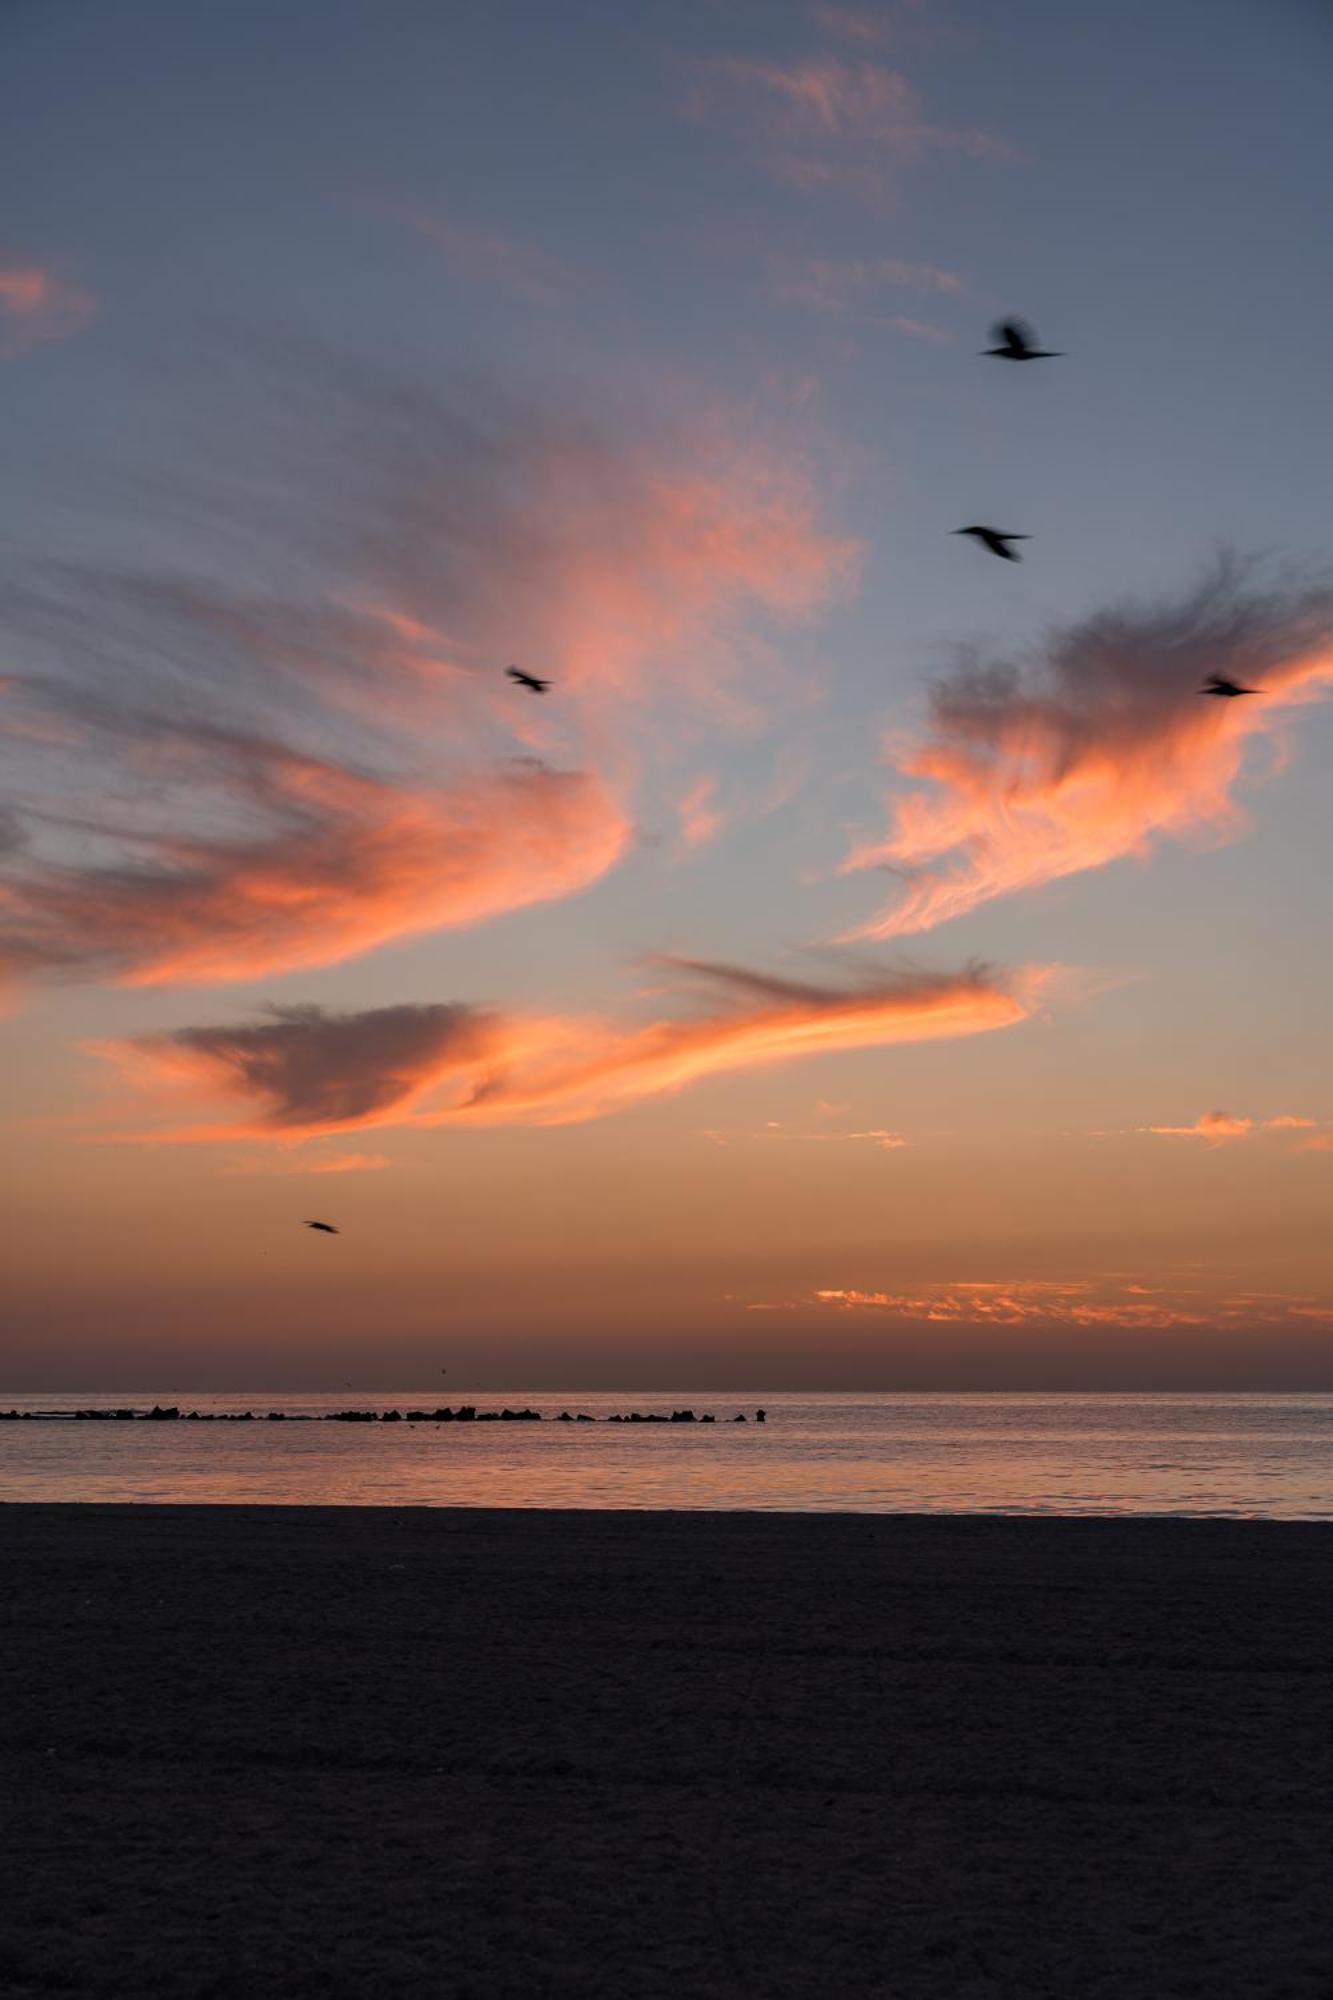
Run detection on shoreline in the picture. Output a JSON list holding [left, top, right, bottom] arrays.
[[4, 1507, 1330, 1996]]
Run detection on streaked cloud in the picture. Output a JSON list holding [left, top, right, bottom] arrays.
[[0, 358, 853, 996], [809, 5, 893, 50], [765, 252, 964, 316], [1147, 1111, 1255, 1143], [683, 52, 1007, 207], [220, 1150, 391, 1176], [1145, 1111, 1319, 1145], [889, 314, 950, 343], [744, 1275, 1333, 1330], [0, 746, 628, 989], [675, 774, 726, 851], [367, 199, 570, 304], [97, 1002, 495, 1135], [92, 957, 1045, 1141], [841, 561, 1333, 937], [0, 259, 96, 358], [712, 1119, 907, 1149]]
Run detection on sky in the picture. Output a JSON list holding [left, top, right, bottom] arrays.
[[2, 0, 1332, 1390]]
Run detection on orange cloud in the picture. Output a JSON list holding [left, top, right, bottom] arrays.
[[745, 1276, 1333, 1331], [1148, 1112, 1254, 1143], [0, 259, 96, 357], [1143, 1112, 1319, 1146], [0, 365, 853, 994], [1, 753, 628, 988], [841, 563, 1333, 937], [92, 958, 1043, 1142]]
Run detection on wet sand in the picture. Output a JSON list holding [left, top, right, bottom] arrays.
[[2, 1505, 1330, 1997]]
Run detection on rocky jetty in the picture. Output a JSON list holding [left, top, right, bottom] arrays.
[[1, 1403, 766, 1426]]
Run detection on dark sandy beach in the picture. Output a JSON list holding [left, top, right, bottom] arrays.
[[2, 1507, 1330, 1998]]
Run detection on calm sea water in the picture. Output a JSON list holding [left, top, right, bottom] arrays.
[[1, 1390, 1331, 1516]]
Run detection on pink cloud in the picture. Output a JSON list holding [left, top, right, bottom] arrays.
[[675, 775, 726, 851], [91, 958, 1045, 1142], [684, 53, 1007, 207], [809, 5, 894, 49], [1, 751, 628, 988], [765, 253, 964, 316], [0, 259, 96, 358], [0, 368, 855, 996], [370, 201, 570, 304], [841, 563, 1333, 937], [889, 314, 951, 342]]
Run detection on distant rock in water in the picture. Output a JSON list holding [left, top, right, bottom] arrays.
[[0, 1398, 763, 1426]]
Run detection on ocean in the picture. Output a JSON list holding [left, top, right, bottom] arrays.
[[2, 1389, 1331, 1515]]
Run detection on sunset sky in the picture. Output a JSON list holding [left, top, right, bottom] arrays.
[[3, 0, 1332, 1389]]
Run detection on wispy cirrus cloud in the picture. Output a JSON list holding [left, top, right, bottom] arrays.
[[1144, 1111, 1318, 1145], [0, 355, 854, 998], [809, 5, 894, 50], [766, 252, 963, 316], [0, 259, 96, 358], [841, 561, 1333, 938], [684, 52, 1008, 208], [220, 1150, 391, 1176], [364, 199, 570, 304], [675, 774, 727, 851], [90, 957, 1046, 1142], [744, 1275, 1333, 1330], [705, 1119, 906, 1149], [0, 744, 627, 988], [888, 314, 951, 343]]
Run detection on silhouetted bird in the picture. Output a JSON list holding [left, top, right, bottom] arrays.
[[954, 526, 1030, 562], [506, 666, 550, 694], [303, 1220, 339, 1234], [1200, 675, 1259, 698], [984, 318, 1061, 361]]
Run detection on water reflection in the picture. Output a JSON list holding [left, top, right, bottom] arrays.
[[1, 1392, 1330, 1516]]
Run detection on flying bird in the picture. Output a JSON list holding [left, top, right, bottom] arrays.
[[984, 318, 1061, 361], [1200, 675, 1259, 699], [506, 666, 550, 694], [954, 526, 1031, 562], [303, 1220, 339, 1234]]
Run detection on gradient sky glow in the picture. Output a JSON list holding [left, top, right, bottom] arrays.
[[3, 0, 1332, 1389]]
